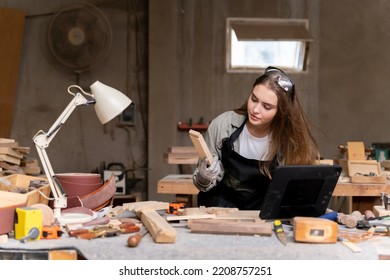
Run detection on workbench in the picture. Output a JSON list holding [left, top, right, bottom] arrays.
[[157, 174, 390, 212], [0, 218, 389, 260]]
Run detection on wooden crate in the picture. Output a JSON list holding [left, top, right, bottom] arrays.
[[0, 174, 50, 206], [347, 160, 387, 184]]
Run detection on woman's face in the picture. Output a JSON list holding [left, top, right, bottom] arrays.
[[246, 84, 278, 135]]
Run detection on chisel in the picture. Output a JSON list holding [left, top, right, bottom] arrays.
[[273, 220, 288, 246]]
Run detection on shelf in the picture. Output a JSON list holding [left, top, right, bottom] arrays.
[[177, 122, 208, 131]]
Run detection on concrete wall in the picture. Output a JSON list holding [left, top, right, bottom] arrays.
[[3, 0, 148, 196], [148, 0, 320, 201], [318, 0, 390, 158], [3, 0, 390, 202]]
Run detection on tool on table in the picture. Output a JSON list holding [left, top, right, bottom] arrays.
[[14, 207, 42, 242], [293, 217, 338, 243], [356, 216, 390, 229], [167, 202, 186, 215], [127, 228, 149, 247], [336, 211, 364, 228], [273, 220, 287, 246], [68, 222, 140, 239], [20, 227, 40, 243], [41, 224, 63, 239], [364, 210, 376, 220]]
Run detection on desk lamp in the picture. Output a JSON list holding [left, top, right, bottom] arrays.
[[33, 81, 132, 221]]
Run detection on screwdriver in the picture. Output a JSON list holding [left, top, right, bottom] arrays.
[[127, 228, 148, 247]]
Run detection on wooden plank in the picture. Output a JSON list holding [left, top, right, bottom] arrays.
[[0, 138, 16, 144], [189, 129, 213, 165], [157, 174, 390, 198], [157, 174, 199, 195], [168, 146, 197, 153], [341, 241, 362, 253], [166, 214, 216, 221], [163, 152, 198, 164], [0, 154, 21, 165], [48, 250, 78, 260], [123, 201, 176, 243], [139, 208, 176, 243], [347, 142, 365, 160], [333, 182, 390, 196], [188, 219, 272, 236], [0, 147, 23, 159], [0, 8, 25, 138]]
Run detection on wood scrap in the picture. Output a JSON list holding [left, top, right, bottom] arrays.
[[166, 214, 216, 221], [180, 207, 261, 221], [377, 245, 390, 260], [0, 138, 39, 176], [124, 201, 176, 243], [139, 208, 176, 243], [163, 146, 198, 165], [338, 228, 374, 242], [0, 147, 23, 158], [341, 241, 362, 253], [188, 219, 272, 236]]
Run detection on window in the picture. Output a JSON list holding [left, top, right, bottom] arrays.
[[226, 18, 313, 73]]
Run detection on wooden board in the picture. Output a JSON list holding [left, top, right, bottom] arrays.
[[139, 208, 176, 243], [189, 129, 213, 165], [0, 154, 21, 165], [168, 146, 197, 153], [188, 219, 272, 236], [122, 201, 176, 243], [157, 174, 199, 195], [163, 152, 198, 164], [373, 205, 390, 217], [0, 147, 23, 159], [347, 142, 365, 160]]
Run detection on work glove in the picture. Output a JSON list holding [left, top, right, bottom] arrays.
[[193, 154, 224, 192]]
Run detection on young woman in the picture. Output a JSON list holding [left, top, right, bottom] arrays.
[[193, 66, 320, 210]]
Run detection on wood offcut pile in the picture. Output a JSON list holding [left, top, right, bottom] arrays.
[[163, 146, 198, 164], [0, 138, 40, 176]]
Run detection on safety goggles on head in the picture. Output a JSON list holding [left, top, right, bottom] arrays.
[[265, 66, 295, 99]]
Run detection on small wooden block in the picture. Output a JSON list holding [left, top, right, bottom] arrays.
[[373, 205, 390, 217], [347, 142, 365, 160], [140, 208, 176, 243], [48, 250, 78, 260], [377, 245, 390, 260], [0, 234, 8, 243], [166, 214, 216, 221], [189, 129, 213, 165], [342, 241, 362, 253], [108, 205, 125, 217]]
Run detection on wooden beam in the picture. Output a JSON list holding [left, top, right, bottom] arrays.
[[123, 201, 176, 243], [188, 219, 272, 236], [157, 174, 199, 195]]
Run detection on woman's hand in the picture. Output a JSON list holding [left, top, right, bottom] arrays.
[[193, 155, 223, 192]]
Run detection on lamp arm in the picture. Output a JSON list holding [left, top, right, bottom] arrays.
[[33, 92, 95, 219]]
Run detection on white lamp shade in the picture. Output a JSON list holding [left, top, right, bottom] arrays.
[[90, 81, 132, 124]]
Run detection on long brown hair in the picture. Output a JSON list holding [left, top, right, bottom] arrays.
[[234, 71, 319, 176]]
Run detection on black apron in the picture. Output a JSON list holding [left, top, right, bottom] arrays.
[[198, 120, 275, 210]]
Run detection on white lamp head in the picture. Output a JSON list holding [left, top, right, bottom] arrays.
[[90, 81, 132, 124]]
